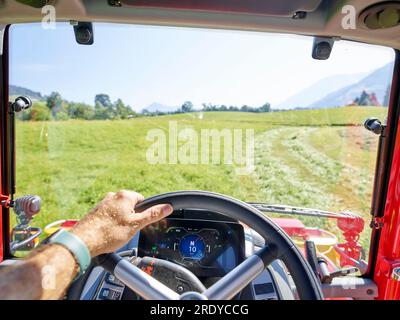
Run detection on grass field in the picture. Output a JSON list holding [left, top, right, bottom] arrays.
[[14, 107, 388, 250]]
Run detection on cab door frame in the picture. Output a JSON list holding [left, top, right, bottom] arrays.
[[371, 50, 400, 299], [0, 25, 11, 263]]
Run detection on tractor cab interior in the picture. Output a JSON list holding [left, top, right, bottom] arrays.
[[0, 0, 400, 300]]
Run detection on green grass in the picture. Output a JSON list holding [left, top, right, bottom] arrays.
[[14, 107, 387, 251]]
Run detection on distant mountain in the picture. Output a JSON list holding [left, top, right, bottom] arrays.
[[308, 63, 394, 109], [143, 102, 178, 113], [276, 72, 367, 110], [9, 85, 43, 100]]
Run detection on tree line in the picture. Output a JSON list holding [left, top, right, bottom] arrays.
[[201, 102, 271, 113], [20, 92, 271, 121], [21, 92, 137, 121], [143, 101, 271, 116]]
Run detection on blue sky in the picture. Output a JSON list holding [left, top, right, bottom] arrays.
[[9, 23, 394, 111]]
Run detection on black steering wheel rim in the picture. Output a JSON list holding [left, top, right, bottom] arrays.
[[135, 190, 323, 300]]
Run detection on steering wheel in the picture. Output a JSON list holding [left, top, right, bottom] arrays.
[[97, 191, 323, 300]]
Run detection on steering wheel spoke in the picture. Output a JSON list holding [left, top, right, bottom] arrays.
[[203, 245, 277, 300]]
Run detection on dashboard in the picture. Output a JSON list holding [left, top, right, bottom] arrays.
[[138, 216, 245, 278], [74, 209, 296, 300]]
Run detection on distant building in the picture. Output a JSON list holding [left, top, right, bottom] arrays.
[[347, 90, 380, 106]]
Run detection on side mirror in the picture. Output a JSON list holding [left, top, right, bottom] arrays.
[[312, 37, 335, 60], [71, 21, 94, 45], [364, 117, 384, 135], [9, 96, 32, 112]]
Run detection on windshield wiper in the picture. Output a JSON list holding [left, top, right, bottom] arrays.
[[247, 203, 354, 220]]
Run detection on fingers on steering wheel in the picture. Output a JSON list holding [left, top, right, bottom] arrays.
[[106, 192, 116, 198], [111, 190, 145, 204], [133, 204, 173, 227]]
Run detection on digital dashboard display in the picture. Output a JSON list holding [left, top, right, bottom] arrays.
[[138, 217, 245, 277], [179, 234, 206, 260]]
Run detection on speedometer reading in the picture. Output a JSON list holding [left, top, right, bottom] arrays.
[[139, 220, 245, 277], [179, 234, 206, 260]]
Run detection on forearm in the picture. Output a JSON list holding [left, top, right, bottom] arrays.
[[0, 244, 78, 300], [0, 190, 172, 300]]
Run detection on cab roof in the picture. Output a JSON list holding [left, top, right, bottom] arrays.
[[0, 0, 399, 49]]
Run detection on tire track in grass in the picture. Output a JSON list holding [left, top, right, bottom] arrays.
[[282, 127, 374, 249], [252, 126, 372, 249], [252, 128, 335, 229], [281, 127, 372, 213]]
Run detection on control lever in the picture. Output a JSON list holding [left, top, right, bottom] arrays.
[[304, 240, 320, 281], [13, 195, 41, 226], [10, 195, 42, 254], [317, 257, 358, 284]]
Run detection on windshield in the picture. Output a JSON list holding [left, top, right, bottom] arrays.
[[9, 23, 394, 269]]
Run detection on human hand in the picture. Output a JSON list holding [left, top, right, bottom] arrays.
[[70, 190, 173, 257]]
